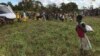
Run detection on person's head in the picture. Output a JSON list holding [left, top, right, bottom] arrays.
[[76, 15, 83, 23]]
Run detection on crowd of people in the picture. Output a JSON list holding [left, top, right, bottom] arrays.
[[16, 8, 100, 22], [16, 11, 77, 22]]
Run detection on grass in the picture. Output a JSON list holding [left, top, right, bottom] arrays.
[[0, 17, 100, 56]]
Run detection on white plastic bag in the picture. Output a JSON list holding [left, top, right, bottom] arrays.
[[85, 25, 94, 32]]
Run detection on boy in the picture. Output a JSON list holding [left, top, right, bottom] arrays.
[[76, 15, 92, 56]]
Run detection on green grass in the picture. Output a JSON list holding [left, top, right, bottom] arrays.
[[0, 17, 100, 56]]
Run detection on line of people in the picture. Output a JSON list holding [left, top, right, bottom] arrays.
[[16, 11, 76, 22], [35, 12, 76, 22]]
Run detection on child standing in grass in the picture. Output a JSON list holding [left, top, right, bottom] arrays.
[[76, 15, 92, 56]]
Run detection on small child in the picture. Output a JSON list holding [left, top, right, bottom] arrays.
[[76, 15, 92, 55]]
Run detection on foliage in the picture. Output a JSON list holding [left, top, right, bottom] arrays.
[[47, 3, 59, 13], [61, 2, 78, 13], [8, 1, 78, 13], [12, 0, 43, 11], [7, 2, 13, 9]]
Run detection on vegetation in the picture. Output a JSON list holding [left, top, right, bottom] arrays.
[[0, 17, 100, 56], [60, 2, 78, 13], [7, 1, 78, 12]]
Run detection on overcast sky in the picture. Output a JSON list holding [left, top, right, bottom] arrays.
[[0, 0, 100, 9]]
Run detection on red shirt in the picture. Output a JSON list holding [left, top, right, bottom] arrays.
[[76, 25, 85, 38]]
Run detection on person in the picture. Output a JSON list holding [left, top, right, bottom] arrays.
[[42, 12, 46, 21], [22, 11, 28, 22], [16, 12, 21, 22], [76, 15, 92, 56], [59, 13, 64, 22]]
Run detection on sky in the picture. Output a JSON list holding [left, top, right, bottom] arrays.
[[0, 0, 21, 5], [0, 0, 100, 9]]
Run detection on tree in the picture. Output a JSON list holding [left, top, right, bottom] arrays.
[[60, 2, 78, 13], [17, 2, 24, 10], [7, 2, 13, 9], [34, 1, 43, 12], [60, 3, 66, 13], [47, 3, 59, 13], [22, 1, 33, 11], [13, 5, 19, 11], [14, 0, 35, 11]]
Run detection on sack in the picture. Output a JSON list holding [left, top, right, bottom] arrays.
[[85, 25, 94, 32]]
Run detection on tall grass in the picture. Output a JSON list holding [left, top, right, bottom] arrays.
[[0, 17, 100, 56]]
